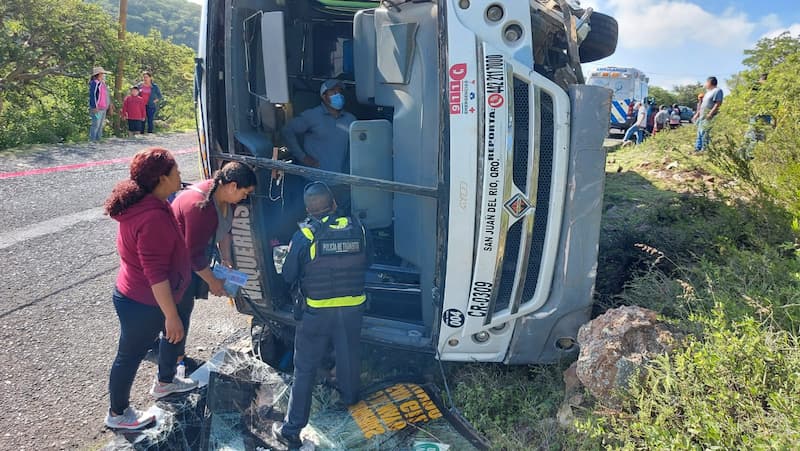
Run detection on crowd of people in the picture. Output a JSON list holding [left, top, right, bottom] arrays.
[[89, 66, 164, 141], [103, 80, 369, 450], [621, 76, 724, 152]]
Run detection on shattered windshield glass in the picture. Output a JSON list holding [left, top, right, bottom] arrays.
[[103, 347, 486, 450]]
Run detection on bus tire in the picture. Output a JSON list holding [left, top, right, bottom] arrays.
[[251, 320, 295, 372], [579, 12, 618, 63]]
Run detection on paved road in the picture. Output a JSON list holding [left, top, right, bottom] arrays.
[[0, 133, 249, 450]]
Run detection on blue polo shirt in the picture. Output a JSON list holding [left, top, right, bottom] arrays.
[[281, 104, 356, 173]]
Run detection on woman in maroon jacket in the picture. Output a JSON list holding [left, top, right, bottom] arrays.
[[104, 148, 198, 430], [169, 162, 256, 361]]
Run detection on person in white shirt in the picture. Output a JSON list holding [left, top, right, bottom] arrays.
[[622, 102, 647, 146]]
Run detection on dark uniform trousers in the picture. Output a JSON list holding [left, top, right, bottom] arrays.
[[282, 303, 364, 436]]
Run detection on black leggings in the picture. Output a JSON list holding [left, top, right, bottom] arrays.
[[107, 289, 194, 414]]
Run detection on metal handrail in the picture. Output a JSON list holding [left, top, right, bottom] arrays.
[[211, 152, 439, 198]]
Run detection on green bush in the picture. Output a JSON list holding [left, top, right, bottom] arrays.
[[706, 33, 800, 218], [0, 76, 90, 147]]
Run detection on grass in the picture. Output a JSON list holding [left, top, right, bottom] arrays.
[[451, 364, 562, 449], [450, 126, 800, 450]]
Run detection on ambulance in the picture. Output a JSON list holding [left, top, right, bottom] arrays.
[[195, 0, 618, 365], [586, 66, 648, 131]]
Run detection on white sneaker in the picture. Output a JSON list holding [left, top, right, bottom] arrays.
[[104, 407, 156, 430], [149, 376, 199, 399]]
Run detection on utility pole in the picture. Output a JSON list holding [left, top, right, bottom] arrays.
[[114, 0, 128, 135]]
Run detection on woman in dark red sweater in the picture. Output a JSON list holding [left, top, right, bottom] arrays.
[[103, 148, 197, 430], [169, 162, 256, 361]]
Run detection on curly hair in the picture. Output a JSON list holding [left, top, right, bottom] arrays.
[[196, 161, 257, 209], [104, 147, 176, 217]]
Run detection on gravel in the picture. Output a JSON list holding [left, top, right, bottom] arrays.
[[0, 133, 250, 450]]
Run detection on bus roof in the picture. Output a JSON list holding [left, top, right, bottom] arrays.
[[588, 67, 648, 82], [593, 67, 644, 73]]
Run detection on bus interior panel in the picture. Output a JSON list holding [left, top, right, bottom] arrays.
[[222, 0, 441, 332]]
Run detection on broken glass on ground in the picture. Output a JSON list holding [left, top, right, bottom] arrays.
[[103, 347, 488, 450]]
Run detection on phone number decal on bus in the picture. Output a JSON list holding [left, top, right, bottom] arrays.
[[484, 54, 505, 106]]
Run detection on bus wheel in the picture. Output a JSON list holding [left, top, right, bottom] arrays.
[[251, 320, 295, 372], [579, 12, 618, 63]]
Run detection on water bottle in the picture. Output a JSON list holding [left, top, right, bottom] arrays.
[[176, 360, 186, 379]]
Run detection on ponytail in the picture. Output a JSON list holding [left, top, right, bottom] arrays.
[[105, 180, 148, 217], [196, 173, 223, 209], [104, 147, 176, 217], [196, 161, 257, 209]]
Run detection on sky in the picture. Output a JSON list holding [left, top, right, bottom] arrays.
[[184, 0, 800, 91], [580, 0, 800, 91]]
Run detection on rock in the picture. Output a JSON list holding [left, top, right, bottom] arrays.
[[557, 362, 587, 429], [563, 362, 581, 395], [575, 305, 683, 407]]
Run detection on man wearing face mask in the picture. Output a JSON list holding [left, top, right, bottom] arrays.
[[282, 80, 355, 173], [282, 80, 355, 215]]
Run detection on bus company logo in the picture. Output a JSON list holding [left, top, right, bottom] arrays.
[[231, 204, 264, 300], [504, 193, 532, 218], [442, 308, 465, 328], [487, 93, 504, 108]]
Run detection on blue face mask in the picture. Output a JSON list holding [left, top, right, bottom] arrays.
[[329, 93, 345, 110]]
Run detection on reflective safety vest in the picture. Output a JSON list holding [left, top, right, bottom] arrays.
[[300, 216, 367, 308]]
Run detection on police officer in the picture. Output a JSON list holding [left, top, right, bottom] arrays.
[[273, 181, 367, 448]]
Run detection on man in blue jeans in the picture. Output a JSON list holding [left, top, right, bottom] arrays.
[[622, 102, 647, 147], [693, 76, 724, 152]]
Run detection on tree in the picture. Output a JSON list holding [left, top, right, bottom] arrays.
[[88, 0, 202, 49], [708, 33, 800, 217], [123, 29, 195, 100], [743, 32, 800, 75], [726, 73, 746, 92], [673, 83, 704, 108], [648, 86, 678, 107], [0, 0, 118, 114], [0, 0, 196, 148]]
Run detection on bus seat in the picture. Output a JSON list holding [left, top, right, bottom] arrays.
[[376, 22, 418, 85], [349, 120, 393, 229], [234, 130, 272, 158], [372, 2, 440, 328], [353, 10, 377, 104]]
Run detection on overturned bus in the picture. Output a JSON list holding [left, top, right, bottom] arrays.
[[195, 0, 617, 365]]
